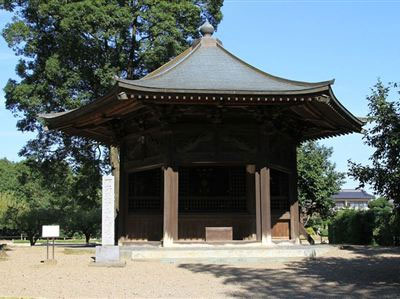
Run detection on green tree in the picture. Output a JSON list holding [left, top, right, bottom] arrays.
[[0, 159, 23, 236], [349, 81, 400, 210], [0, 157, 103, 244], [0, 192, 16, 229], [1, 1, 223, 239], [65, 163, 102, 244], [0, 160, 68, 245], [0, 159, 20, 193], [1, 0, 223, 164], [368, 197, 393, 245], [64, 205, 101, 244], [297, 141, 345, 225]]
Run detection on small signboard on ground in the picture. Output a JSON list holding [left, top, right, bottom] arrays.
[[41, 225, 59, 263], [42, 225, 60, 238]]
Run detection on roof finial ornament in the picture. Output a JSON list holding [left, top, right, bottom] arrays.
[[200, 20, 214, 37]]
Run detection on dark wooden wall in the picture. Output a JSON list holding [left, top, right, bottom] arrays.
[[122, 212, 291, 241], [119, 122, 297, 242]]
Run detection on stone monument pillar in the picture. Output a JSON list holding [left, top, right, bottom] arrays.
[[94, 175, 124, 266], [101, 175, 115, 245]]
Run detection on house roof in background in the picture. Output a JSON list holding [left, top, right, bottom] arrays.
[[332, 189, 375, 200]]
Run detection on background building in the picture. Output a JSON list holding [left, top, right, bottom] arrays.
[[332, 189, 374, 210]]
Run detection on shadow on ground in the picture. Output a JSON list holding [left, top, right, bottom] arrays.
[[179, 246, 400, 298]]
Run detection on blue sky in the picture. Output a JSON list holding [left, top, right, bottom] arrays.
[[1, 1, 399, 192]]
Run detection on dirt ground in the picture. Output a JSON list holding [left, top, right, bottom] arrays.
[[0, 244, 399, 298]]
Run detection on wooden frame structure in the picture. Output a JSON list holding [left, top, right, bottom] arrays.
[[40, 22, 363, 247]]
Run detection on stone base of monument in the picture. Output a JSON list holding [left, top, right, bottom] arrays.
[[90, 245, 126, 267]]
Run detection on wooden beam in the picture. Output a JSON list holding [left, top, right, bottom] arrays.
[[255, 169, 261, 241], [119, 144, 127, 243], [246, 165, 257, 240], [163, 167, 178, 247], [110, 146, 120, 244], [260, 167, 273, 245], [289, 168, 300, 244]]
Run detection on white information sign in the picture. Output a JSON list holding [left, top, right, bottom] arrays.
[[102, 175, 115, 246], [42, 225, 60, 238]]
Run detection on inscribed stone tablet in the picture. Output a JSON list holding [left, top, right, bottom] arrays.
[[102, 175, 115, 246]]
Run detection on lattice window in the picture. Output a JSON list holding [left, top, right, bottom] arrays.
[[179, 166, 247, 212], [270, 169, 290, 211], [128, 168, 162, 211]]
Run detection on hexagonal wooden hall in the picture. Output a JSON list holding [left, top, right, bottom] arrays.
[[41, 22, 363, 247]]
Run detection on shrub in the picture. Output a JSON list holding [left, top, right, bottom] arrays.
[[369, 199, 393, 245], [329, 203, 400, 246], [328, 209, 374, 245], [389, 211, 400, 246], [307, 215, 330, 237], [306, 227, 316, 236]]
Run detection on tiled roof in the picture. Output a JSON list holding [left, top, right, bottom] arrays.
[[119, 38, 333, 93], [37, 22, 364, 144], [332, 189, 375, 200]]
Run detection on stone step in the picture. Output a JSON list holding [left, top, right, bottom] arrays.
[[122, 245, 334, 263]]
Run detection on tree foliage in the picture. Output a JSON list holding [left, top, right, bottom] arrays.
[[0, 159, 68, 244], [0, 1, 223, 242], [297, 141, 345, 224], [1, 0, 223, 164], [64, 205, 101, 244], [0, 158, 102, 244], [328, 209, 375, 245], [368, 198, 397, 245], [329, 198, 400, 246], [349, 81, 400, 209]]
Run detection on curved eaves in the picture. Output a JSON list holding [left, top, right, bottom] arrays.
[[116, 78, 332, 95]]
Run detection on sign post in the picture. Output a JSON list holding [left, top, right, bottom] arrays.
[[42, 225, 59, 261]]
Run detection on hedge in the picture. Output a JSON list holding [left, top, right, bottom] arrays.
[[329, 208, 400, 246], [329, 209, 374, 245]]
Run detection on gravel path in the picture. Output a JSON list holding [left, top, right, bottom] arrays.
[[0, 245, 399, 298]]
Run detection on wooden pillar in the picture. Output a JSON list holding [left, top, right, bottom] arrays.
[[110, 146, 121, 244], [246, 165, 257, 240], [259, 167, 273, 245], [110, 146, 120, 212], [290, 167, 300, 244], [255, 169, 261, 241], [163, 167, 178, 247]]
